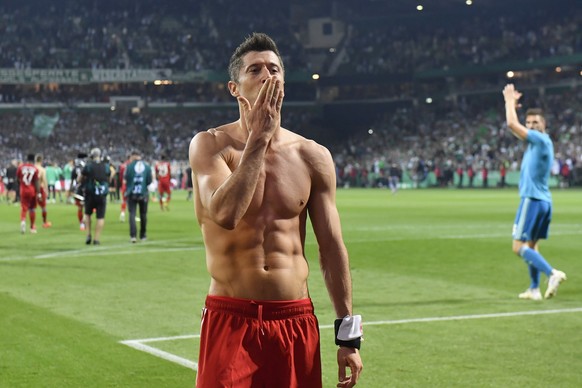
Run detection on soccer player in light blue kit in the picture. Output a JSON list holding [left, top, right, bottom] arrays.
[[503, 84, 567, 300]]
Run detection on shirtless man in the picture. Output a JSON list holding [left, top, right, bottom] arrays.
[[35, 154, 52, 228], [189, 33, 363, 388]]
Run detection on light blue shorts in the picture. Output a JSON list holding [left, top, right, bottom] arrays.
[[512, 197, 551, 242]]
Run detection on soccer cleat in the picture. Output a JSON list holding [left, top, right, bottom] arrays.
[[30, 227, 37, 234], [140, 237, 147, 242], [20, 221, 26, 234], [42, 222, 52, 228], [93, 240, 100, 245], [518, 288, 542, 301], [86, 235, 92, 245], [130, 237, 137, 243], [545, 270, 567, 299]]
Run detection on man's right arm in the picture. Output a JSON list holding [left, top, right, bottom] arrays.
[[188, 130, 268, 230], [189, 76, 283, 229]]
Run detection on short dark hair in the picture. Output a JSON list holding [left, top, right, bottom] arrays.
[[228, 32, 284, 82], [525, 108, 545, 120], [27, 153, 35, 162]]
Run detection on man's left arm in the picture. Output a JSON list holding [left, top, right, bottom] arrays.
[[503, 84, 529, 140], [307, 144, 363, 387], [307, 145, 352, 316]]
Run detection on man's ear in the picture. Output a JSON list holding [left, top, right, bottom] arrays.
[[228, 81, 239, 97]]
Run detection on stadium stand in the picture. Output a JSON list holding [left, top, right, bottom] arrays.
[[1, 0, 580, 187]]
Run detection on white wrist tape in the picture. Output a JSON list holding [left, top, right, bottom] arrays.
[[336, 315, 363, 341]]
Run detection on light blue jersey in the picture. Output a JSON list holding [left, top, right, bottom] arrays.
[[519, 130, 553, 202]]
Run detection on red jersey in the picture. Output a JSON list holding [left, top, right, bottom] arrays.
[[119, 160, 129, 190], [155, 161, 171, 184], [119, 161, 128, 182], [17, 163, 39, 195]]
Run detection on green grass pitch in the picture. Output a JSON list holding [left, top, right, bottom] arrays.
[[1, 188, 581, 387]]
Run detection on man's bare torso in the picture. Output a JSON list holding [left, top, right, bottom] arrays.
[[193, 123, 320, 300], [35, 164, 48, 192]]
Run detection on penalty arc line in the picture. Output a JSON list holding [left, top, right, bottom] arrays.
[[120, 307, 582, 371]]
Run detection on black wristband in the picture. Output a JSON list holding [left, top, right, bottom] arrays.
[[334, 318, 361, 349]]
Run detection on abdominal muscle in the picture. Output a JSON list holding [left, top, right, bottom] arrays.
[[202, 220, 311, 301]]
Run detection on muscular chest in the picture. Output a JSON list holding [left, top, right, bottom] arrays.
[[229, 147, 311, 220]]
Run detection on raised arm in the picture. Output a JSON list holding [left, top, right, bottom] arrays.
[[188, 125, 268, 229], [503, 84, 528, 140], [188, 76, 283, 229]]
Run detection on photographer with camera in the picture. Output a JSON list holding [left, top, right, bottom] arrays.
[[124, 150, 153, 243], [79, 148, 113, 245]]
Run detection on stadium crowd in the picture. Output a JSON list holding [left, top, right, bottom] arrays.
[[0, 0, 578, 104], [0, 0, 307, 72], [2, 85, 581, 192], [1, 0, 580, 190], [338, 3, 581, 76], [0, 1, 578, 75], [331, 88, 582, 188]]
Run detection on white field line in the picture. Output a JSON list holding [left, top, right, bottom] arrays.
[[4, 227, 579, 262], [120, 340, 198, 370], [34, 246, 204, 259], [120, 307, 582, 371], [0, 245, 204, 262]]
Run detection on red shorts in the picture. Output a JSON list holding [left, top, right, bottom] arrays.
[[158, 180, 171, 195], [37, 188, 47, 208], [197, 296, 322, 388], [20, 189, 37, 212]]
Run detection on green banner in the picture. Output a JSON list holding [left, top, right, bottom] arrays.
[[32, 113, 60, 138], [0, 69, 172, 84]]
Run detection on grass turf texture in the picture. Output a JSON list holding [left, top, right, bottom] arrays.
[[1, 189, 581, 387]]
